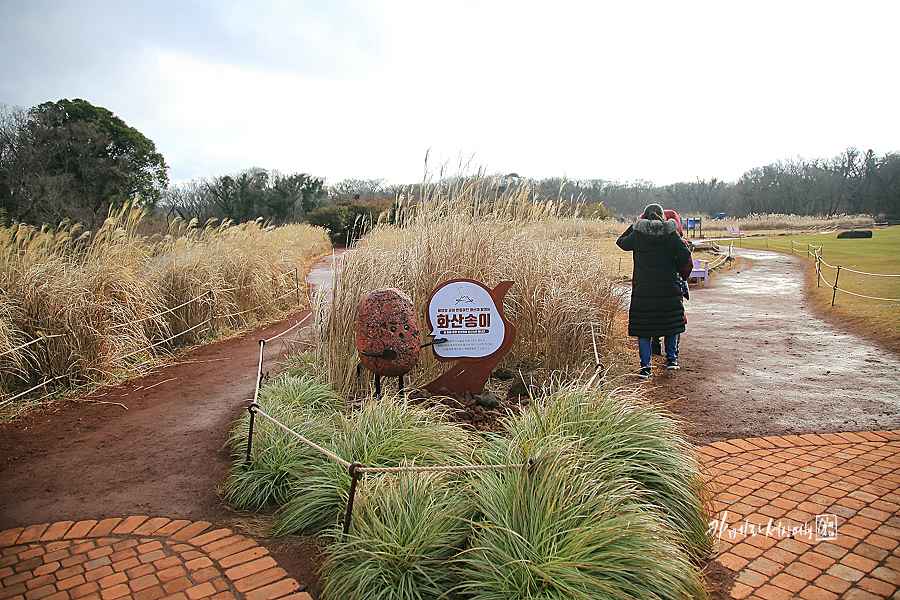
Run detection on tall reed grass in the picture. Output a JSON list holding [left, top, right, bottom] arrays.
[[0, 203, 330, 413], [315, 177, 626, 398], [708, 213, 874, 233]]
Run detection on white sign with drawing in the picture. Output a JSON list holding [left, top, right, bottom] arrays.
[[427, 279, 506, 359]]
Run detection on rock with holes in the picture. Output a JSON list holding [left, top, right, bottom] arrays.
[[356, 288, 421, 376]]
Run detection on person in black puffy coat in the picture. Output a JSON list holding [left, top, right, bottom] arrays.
[[616, 203, 692, 379]]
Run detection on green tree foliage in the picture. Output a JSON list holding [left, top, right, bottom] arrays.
[[306, 197, 396, 244], [163, 168, 326, 225], [0, 99, 168, 227]]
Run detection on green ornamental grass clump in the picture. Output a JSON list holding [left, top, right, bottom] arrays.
[[321, 471, 474, 600], [271, 399, 476, 537], [222, 373, 342, 511], [223, 376, 713, 600], [454, 448, 706, 600], [503, 382, 714, 564]]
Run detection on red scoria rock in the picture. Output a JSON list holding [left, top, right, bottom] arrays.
[[356, 288, 421, 376]]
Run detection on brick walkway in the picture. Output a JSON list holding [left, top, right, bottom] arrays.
[[0, 517, 311, 600], [702, 430, 900, 600], [2, 431, 898, 600]]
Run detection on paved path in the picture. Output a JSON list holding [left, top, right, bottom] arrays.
[[0, 517, 311, 600], [3, 430, 897, 600], [703, 430, 900, 599]]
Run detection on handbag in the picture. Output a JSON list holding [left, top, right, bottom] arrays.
[[680, 276, 690, 300]]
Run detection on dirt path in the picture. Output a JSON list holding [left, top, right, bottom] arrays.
[[1, 247, 898, 593], [0, 251, 341, 588], [645, 247, 900, 443]]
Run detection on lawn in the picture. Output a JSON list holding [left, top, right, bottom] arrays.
[[722, 226, 900, 354]]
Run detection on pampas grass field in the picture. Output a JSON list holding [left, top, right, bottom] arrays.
[[314, 177, 629, 399], [0, 203, 330, 416]]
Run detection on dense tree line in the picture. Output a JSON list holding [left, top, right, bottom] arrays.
[[524, 148, 900, 220], [163, 167, 326, 225], [3, 99, 898, 230], [1, 99, 168, 228]]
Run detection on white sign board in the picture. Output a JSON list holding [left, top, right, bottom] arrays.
[[427, 279, 506, 359]]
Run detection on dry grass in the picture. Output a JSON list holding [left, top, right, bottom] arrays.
[[314, 178, 627, 399], [153, 217, 331, 343], [0, 204, 330, 413], [704, 213, 875, 234]]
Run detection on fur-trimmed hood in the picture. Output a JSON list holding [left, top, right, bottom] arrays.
[[633, 218, 679, 238]]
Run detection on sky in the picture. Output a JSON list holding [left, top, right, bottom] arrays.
[[2, 0, 898, 188]]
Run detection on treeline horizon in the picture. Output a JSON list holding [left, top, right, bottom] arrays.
[[163, 146, 900, 229], [3, 100, 898, 231]]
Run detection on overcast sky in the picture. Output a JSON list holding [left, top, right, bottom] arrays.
[[2, 1, 897, 187]]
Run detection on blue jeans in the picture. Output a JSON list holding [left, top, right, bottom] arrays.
[[639, 335, 678, 367]]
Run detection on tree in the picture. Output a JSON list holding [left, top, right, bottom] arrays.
[[161, 168, 326, 225], [0, 99, 168, 227]]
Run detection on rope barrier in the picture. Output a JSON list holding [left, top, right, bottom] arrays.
[[108, 290, 210, 331], [357, 463, 519, 474], [814, 266, 900, 302], [817, 257, 900, 277], [0, 334, 64, 358], [0, 374, 68, 407], [812, 248, 900, 305], [264, 313, 312, 344], [248, 404, 351, 468], [243, 402, 529, 535]]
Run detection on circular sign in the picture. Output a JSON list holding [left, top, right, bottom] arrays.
[[426, 279, 506, 360]]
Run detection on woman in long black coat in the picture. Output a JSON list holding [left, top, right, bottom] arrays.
[[616, 203, 692, 379]]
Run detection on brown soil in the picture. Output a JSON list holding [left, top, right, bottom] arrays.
[[2, 247, 899, 598]]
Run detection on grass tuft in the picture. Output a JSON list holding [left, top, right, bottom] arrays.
[[320, 471, 473, 600], [271, 399, 476, 537], [454, 447, 707, 600], [502, 381, 714, 563]]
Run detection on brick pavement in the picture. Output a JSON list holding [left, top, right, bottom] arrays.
[[702, 430, 900, 600], [0, 517, 311, 600], [2, 432, 898, 600]]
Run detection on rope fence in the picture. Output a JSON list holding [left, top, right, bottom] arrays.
[[733, 236, 900, 306], [1, 264, 311, 406], [243, 402, 529, 535], [0, 333, 64, 358], [814, 249, 900, 305]]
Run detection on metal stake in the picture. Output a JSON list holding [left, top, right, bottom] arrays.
[[832, 266, 841, 306], [244, 402, 260, 470], [343, 461, 363, 535]]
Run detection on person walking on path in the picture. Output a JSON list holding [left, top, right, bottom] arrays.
[[651, 208, 693, 357], [617, 203, 692, 379]]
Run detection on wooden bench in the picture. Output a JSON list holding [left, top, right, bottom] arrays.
[[689, 258, 709, 287]]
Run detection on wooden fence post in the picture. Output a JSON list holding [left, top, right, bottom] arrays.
[[832, 266, 841, 306]]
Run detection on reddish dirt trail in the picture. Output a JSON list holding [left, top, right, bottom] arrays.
[[641, 247, 900, 443], [0, 252, 341, 588]]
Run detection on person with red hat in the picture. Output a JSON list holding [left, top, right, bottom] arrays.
[[651, 209, 693, 357]]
